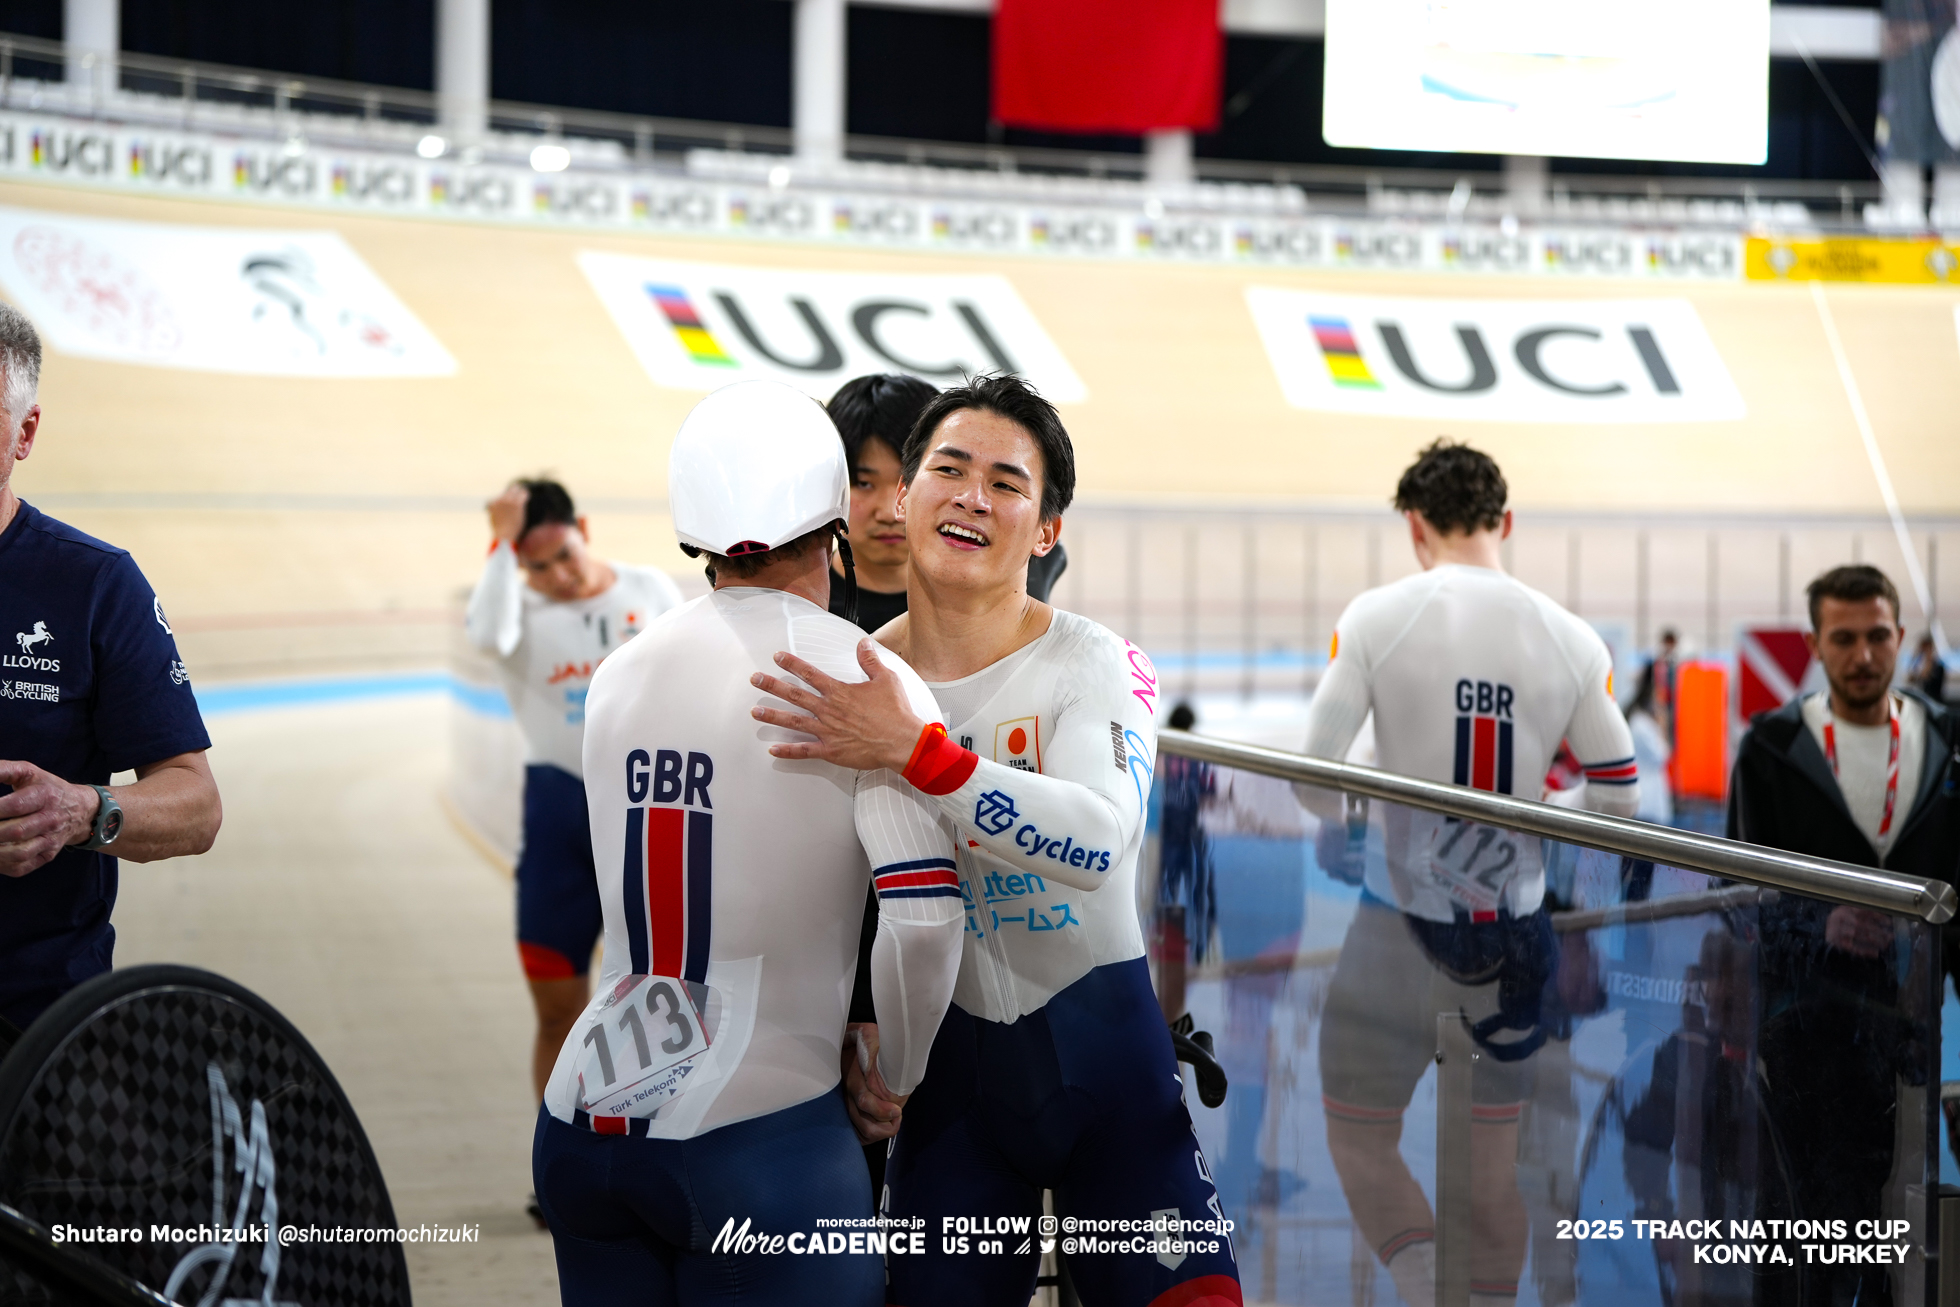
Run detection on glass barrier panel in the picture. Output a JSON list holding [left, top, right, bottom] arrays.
[[1147, 763, 1940, 1307]]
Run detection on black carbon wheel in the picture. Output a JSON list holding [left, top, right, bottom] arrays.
[[0, 965, 411, 1306]]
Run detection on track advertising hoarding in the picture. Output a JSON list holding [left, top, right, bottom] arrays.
[[1244, 288, 1745, 422], [578, 253, 1086, 400], [0, 205, 454, 376]]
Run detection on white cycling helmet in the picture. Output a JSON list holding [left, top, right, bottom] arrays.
[[669, 380, 849, 559]]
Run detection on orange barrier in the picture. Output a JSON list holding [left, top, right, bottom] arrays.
[[1670, 662, 1730, 802]]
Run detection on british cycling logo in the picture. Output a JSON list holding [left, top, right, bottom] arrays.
[[974, 789, 1019, 836], [169, 660, 191, 685]]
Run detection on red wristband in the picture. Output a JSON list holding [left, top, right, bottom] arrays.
[[902, 722, 978, 796]]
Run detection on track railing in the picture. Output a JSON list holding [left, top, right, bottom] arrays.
[[1158, 727, 1955, 921]]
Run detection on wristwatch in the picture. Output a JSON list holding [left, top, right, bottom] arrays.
[[80, 785, 123, 850]]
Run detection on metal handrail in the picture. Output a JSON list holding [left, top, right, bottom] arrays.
[[1157, 728, 1956, 923]]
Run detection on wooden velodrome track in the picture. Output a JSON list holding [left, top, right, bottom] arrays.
[[5, 180, 1953, 1304], [6, 176, 1957, 677]]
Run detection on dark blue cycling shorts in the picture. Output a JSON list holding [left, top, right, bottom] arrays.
[[516, 763, 601, 980], [883, 958, 1241, 1307], [533, 1088, 883, 1307]]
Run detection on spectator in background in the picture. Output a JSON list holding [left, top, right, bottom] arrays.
[[1907, 632, 1946, 704], [1730, 564, 1960, 1307], [463, 477, 682, 1221], [1153, 701, 1215, 1023], [1632, 628, 1679, 737], [0, 304, 222, 1030]]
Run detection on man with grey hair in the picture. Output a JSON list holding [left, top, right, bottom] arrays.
[[0, 303, 222, 1031]]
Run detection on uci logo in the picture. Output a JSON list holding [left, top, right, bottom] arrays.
[[974, 789, 1020, 836], [699, 290, 1018, 379], [833, 203, 919, 240], [1543, 236, 1635, 274], [633, 189, 716, 227], [1135, 220, 1222, 258], [331, 162, 416, 205], [232, 152, 316, 196], [1442, 234, 1531, 271], [128, 141, 212, 187], [535, 181, 619, 220], [1235, 224, 1321, 263], [430, 172, 516, 213], [588, 254, 1087, 401], [1247, 288, 1744, 422], [32, 129, 114, 175], [1030, 215, 1117, 252], [1334, 229, 1423, 267], [1370, 320, 1682, 396], [931, 209, 1019, 247], [729, 194, 816, 232], [1646, 238, 1737, 277]]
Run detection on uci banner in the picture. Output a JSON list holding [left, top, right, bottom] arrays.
[[578, 253, 1088, 401], [1244, 287, 1746, 423], [0, 111, 1763, 285]]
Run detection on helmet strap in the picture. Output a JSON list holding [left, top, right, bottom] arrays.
[[831, 522, 858, 627]]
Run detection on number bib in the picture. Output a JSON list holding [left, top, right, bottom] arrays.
[[1416, 815, 1541, 915], [573, 974, 722, 1120]]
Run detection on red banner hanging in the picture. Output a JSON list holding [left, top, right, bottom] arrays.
[[993, 0, 1223, 135]]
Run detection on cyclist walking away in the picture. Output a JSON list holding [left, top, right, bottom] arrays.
[[1300, 439, 1637, 1307]]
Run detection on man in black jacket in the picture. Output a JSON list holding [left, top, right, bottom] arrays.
[[1729, 564, 1959, 1306]]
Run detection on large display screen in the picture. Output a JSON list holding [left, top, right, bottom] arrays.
[[1322, 0, 1770, 164]]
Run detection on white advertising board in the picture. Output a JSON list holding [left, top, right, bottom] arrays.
[[0, 206, 454, 376], [0, 115, 1753, 283], [1245, 288, 1746, 422], [1323, 0, 1771, 164], [578, 253, 1087, 401]]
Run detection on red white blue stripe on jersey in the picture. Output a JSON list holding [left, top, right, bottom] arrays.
[[1582, 756, 1639, 786], [1454, 714, 1514, 794], [874, 857, 961, 900], [621, 806, 713, 984]]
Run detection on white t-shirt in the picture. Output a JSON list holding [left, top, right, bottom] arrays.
[[914, 610, 1161, 1023], [463, 543, 684, 777], [1302, 564, 1639, 921], [1800, 691, 1925, 860], [541, 587, 962, 1140]]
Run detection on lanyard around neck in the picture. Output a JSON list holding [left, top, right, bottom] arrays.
[[1823, 695, 1901, 839]]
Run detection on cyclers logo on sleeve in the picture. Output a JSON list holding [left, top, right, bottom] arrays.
[[1014, 824, 1112, 873], [974, 789, 1020, 835]]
